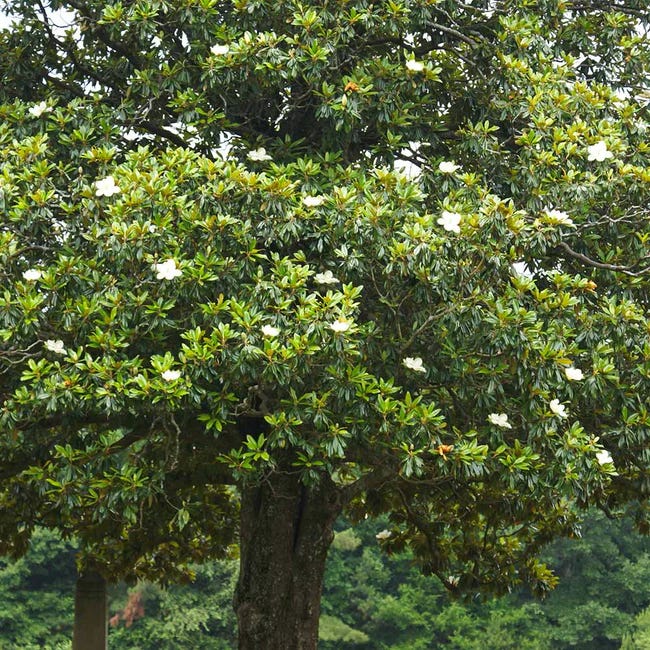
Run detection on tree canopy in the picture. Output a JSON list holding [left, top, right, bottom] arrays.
[[0, 0, 649, 644]]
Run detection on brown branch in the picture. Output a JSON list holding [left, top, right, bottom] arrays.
[[136, 119, 191, 148], [558, 241, 650, 277], [341, 462, 398, 504], [45, 76, 190, 148], [64, 0, 145, 70], [427, 22, 479, 48], [400, 313, 438, 355]]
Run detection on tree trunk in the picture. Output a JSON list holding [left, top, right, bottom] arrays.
[[72, 570, 107, 650], [234, 471, 342, 650]]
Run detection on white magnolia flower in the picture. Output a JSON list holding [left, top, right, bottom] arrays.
[[565, 366, 584, 381], [596, 449, 613, 465], [22, 269, 42, 281], [405, 59, 425, 72], [587, 141, 613, 162], [543, 208, 574, 226], [261, 324, 280, 337], [375, 529, 392, 540], [155, 259, 182, 280], [247, 147, 272, 162], [29, 101, 51, 118], [161, 369, 181, 382], [44, 339, 66, 355], [438, 160, 460, 174], [403, 357, 426, 373], [303, 195, 325, 208], [437, 210, 462, 234], [488, 413, 512, 429], [329, 319, 350, 333], [94, 175, 121, 197], [211, 44, 230, 56], [549, 399, 568, 419], [314, 270, 340, 285]]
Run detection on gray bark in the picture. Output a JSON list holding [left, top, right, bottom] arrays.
[[72, 570, 107, 650], [235, 472, 342, 649]]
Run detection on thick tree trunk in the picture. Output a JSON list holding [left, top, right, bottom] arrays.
[[234, 471, 342, 650], [72, 570, 107, 650]]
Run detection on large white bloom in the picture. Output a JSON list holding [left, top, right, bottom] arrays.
[[247, 147, 272, 162], [564, 366, 584, 381], [44, 339, 66, 355], [375, 529, 392, 540], [329, 319, 350, 333], [596, 449, 613, 465], [587, 141, 613, 162], [438, 161, 460, 174], [403, 357, 426, 373], [543, 208, 574, 226], [261, 324, 280, 337], [211, 44, 230, 56], [488, 413, 512, 429], [314, 270, 340, 285], [22, 269, 42, 281], [155, 259, 182, 280], [549, 399, 568, 418], [405, 59, 424, 72], [303, 195, 325, 208], [161, 369, 181, 382], [29, 101, 51, 118], [437, 210, 462, 234], [94, 175, 121, 197]]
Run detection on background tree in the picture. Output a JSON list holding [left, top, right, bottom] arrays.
[[623, 606, 650, 650], [0, 529, 76, 649], [1, 1, 649, 647], [2, 511, 650, 649]]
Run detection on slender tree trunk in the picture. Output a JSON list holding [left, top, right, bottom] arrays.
[[234, 471, 342, 650], [72, 570, 107, 650]]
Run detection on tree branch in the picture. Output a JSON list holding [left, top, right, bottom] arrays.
[[341, 462, 398, 504], [557, 241, 650, 277], [426, 22, 479, 48]]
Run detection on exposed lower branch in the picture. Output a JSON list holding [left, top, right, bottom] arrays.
[[341, 462, 397, 504]]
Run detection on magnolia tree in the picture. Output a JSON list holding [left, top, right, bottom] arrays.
[[1, 0, 650, 647]]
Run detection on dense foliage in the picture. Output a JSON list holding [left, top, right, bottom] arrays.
[[0, 529, 76, 650], [323, 512, 650, 650], [0, 0, 649, 642], [2, 512, 650, 649]]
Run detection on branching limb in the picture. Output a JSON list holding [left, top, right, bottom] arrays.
[[341, 462, 397, 504], [558, 241, 650, 277]]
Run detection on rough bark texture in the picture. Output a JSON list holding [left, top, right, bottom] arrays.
[[235, 471, 342, 650], [72, 570, 107, 650]]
